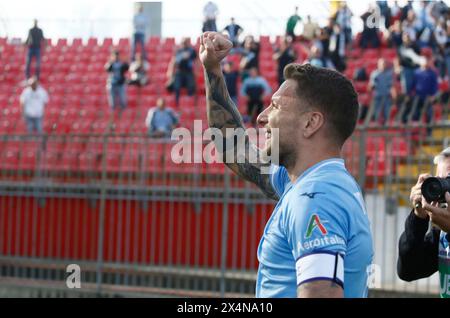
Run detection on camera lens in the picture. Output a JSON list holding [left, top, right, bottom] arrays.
[[428, 183, 441, 197], [422, 177, 444, 203]]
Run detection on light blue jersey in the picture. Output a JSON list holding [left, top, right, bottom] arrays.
[[256, 158, 373, 298]]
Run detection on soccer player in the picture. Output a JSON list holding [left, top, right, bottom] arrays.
[[199, 32, 373, 298]]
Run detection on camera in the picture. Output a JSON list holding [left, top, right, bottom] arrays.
[[421, 176, 450, 203]]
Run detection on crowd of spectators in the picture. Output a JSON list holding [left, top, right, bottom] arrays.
[[13, 1, 450, 136], [285, 1, 449, 127]]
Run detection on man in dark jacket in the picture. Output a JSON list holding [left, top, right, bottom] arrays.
[[25, 19, 46, 79], [105, 50, 129, 111], [397, 147, 450, 298]]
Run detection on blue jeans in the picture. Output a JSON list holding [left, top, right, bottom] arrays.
[[131, 32, 146, 61], [26, 47, 41, 79], [372, 95, 391, 125], [25, 116, 43, 134], [107, 84, 127, 110]]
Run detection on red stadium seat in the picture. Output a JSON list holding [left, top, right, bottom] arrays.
[[18, 149, 38, 170], [118, 38, 130, 47], [0, 148, 19, 170], [121, 151, 141, 173], [148, 36, 161, 46], [91, 119, 111, 134], [102, 38, 113, 48], [78, 151, 100, 172], [366, 137, 386, 159], [71, 120, 93, 133], [87, 38, 98, 47], [0, 119, 15, 133], [56, 38, 68, 47], [41, 150, 61, 172], [72, 38, 83, 47], [390, 137, 408, 158], [366, 158, 388, 177]]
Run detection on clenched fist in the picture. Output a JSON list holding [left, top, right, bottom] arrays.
[[199, 32, 233, 72]]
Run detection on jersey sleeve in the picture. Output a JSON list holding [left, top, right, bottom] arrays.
[[269, 164, 290, 197], [284, 190, 349, 289]]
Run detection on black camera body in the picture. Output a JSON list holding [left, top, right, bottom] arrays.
[[421, 176, 450, 203]]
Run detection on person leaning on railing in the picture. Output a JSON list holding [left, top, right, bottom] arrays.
[[397, 147, 450, 298]]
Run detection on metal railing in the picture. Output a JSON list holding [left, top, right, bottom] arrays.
[[0, 120, 449, 297]]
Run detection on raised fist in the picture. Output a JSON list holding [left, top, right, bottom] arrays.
[[199, 32, 233, 71]]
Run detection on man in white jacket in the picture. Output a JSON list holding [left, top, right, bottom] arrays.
[[20, 76, 49, 134], [202, 1, 219, 32]]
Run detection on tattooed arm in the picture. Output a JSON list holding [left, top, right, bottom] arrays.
[[297, 280, 344, 298], [200, 32, 278, 201]]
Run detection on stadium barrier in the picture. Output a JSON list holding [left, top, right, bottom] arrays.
[[0, 121, 448, 297]]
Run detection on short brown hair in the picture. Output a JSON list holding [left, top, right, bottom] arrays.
[[284, 63, 359, 146]]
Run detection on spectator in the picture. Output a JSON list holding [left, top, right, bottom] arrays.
[[397, 32, 422, 96], [430, 0, 449, 22], [390, 0, 402, 24], [202, 1, 219, 32], [402, 9, 420, 42], [377, 0, 391, 29], [25, 19, 46, 79], [223, 17, 243, 47], [128, 52, 149, 87], [131, 4, 148, 62], [416, 11, 435, 50], [320, 18, 335, 59], [170, 38, 197, 106], [444, 22, 450, 79], [402, 57, 438, 126], [416, 1, 434, 32], [273, 36, 297, 86], [388, 20, 403, 48], [434, 18, 448, 78], [306, 45, 326, 68], [239, 35, 260, 80], [20, 76, 48, 134], [145, 98, 179, 138], [105, 50, 129, 111], [311, 29, 324, 53], [240, 68, 271, 126], [360, 4, 381, 49], [222, 61, 239, 105], [335, 1, 353, 44], [369, 59, 394, 125], [302, 15, 320, 41], [329, 24, 347, 72], [286, 7, 302, 40], [400, 1, 414, 22]]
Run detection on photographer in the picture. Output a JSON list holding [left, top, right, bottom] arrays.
[[397, 147, 450, 298]]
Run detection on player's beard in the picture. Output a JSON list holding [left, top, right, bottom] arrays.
[[261, 129, 290, 167], [274, 136, 296, 169]]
